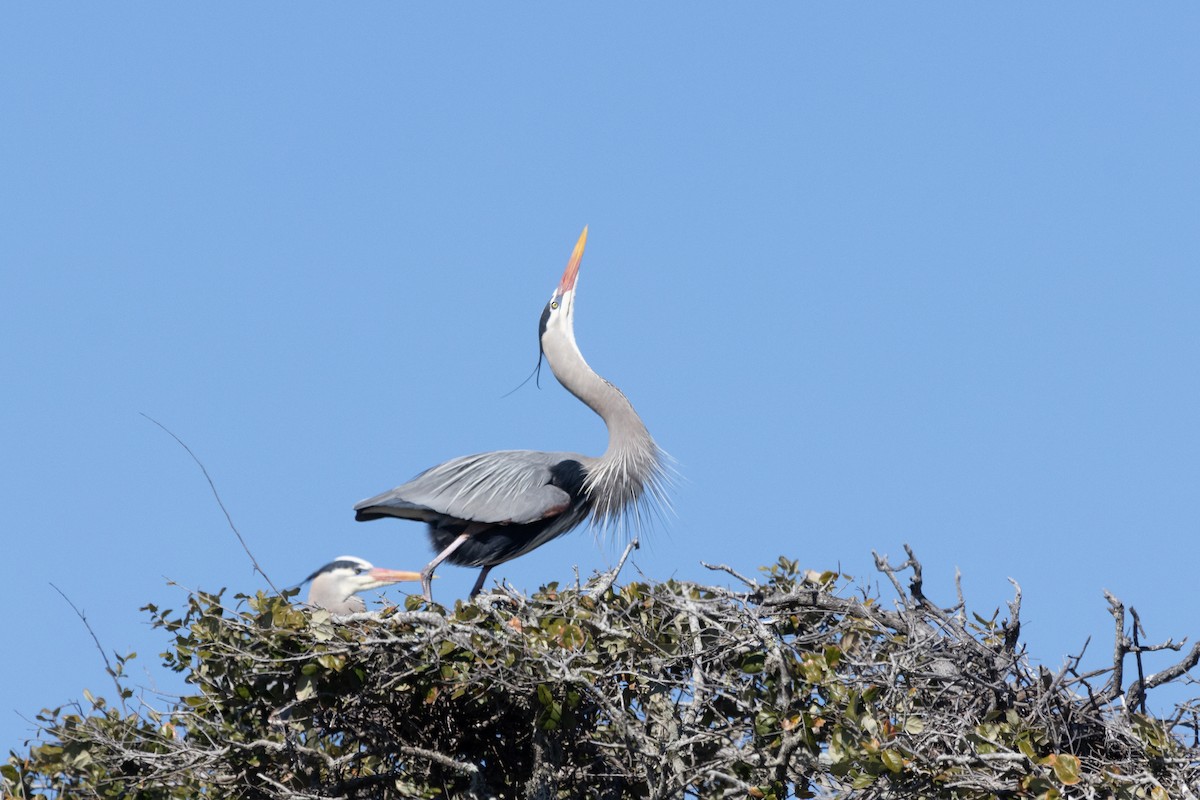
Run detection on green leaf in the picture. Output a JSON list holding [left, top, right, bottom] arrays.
[[1016, 732, 1038, 760], [296, 674, 316, 701], [975, 721, 1000, 741], [754, 711, 777, 736], [880, 749, 904, 774], [317, 653, 346, 672], [1131, 714, 1170, 754], [542, 701, 563, 730], [823, 645, 843, 667], [741, 652, 766, 674], [1050, 753, 1080, 786], [800, 655, 826, 683], [850, 770, 875, 789]]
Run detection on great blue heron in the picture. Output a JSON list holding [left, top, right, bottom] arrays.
[[355, 228, 669, 600], [304, 556, 421, 613]]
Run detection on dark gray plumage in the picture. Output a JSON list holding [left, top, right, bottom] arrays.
[[355, 228, 669, 600]]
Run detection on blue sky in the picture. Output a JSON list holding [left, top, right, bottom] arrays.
[[2, 5, 1198, 752]]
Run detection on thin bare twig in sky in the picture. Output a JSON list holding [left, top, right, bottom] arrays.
[[141, 413, 279, 594]]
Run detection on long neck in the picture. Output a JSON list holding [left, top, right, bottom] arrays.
[[542, 326, 666, 529], [543, 324, 646, 453]]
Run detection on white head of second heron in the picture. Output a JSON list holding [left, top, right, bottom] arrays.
[[304, 556, 421, 613]]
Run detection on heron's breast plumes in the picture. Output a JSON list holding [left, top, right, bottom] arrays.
[[582, 407, 672, 537]]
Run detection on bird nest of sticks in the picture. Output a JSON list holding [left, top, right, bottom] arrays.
[[10, 547, 1200, 799]]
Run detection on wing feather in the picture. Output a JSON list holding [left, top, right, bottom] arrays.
[[354, 450, 585, 525]]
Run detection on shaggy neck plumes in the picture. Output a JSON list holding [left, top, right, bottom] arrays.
[[542, 319, 670, 532]]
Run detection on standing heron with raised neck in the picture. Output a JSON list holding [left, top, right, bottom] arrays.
[[355, 228, 669, 601]]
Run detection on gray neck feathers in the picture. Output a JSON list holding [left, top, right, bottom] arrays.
[[544, 326, 669, 532]]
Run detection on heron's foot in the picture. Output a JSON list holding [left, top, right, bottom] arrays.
[[420, 569, 436, 603]]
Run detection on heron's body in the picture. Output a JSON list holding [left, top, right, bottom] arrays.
[[356, 450, 591, 568], [355, 228, 668, 599]]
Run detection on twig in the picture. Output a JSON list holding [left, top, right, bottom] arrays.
[[49, 583, 128, 713], [141, 413, 279, 594], [589, 538, 640, 597], [900, 544, 926, 604], [1127, 640, 1200, 714], [1132, 606, 1147, 714], [399, 744, 481, 775], [700, 562, 757, 589], [872, 550, 908, 600], [1003, 578, 1022, 654], [1100, 590, 1126, 706], [954, 567, 967, 623]]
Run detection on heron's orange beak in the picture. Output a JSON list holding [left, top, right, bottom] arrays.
[[367, 567, 423, 584], [558, 226, 588, 295]]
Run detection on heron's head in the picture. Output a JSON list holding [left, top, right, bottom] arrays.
[[539, 226, 587, 352], [304, 555, 421, 613]]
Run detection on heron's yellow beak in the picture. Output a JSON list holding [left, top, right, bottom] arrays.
[[558, 226, 588, 295], [367, 568, 423, 584]]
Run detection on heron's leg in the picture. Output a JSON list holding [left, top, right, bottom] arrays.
[[469, 565, 493, 598], [420, 532, 472, 601]]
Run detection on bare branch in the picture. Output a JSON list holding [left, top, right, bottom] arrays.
[[589, 538, 640, 597], [49, 583, 128, 714], [1132, 606, 1148, 714], [1127, 640, 1200, 714], [700, 561, 757, 588], [141, 413, 279, 594]]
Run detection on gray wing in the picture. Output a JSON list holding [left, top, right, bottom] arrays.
[[354, 450, 586, 525]]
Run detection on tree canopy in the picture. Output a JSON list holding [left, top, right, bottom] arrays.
[[6, 549, 1200, 799]]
